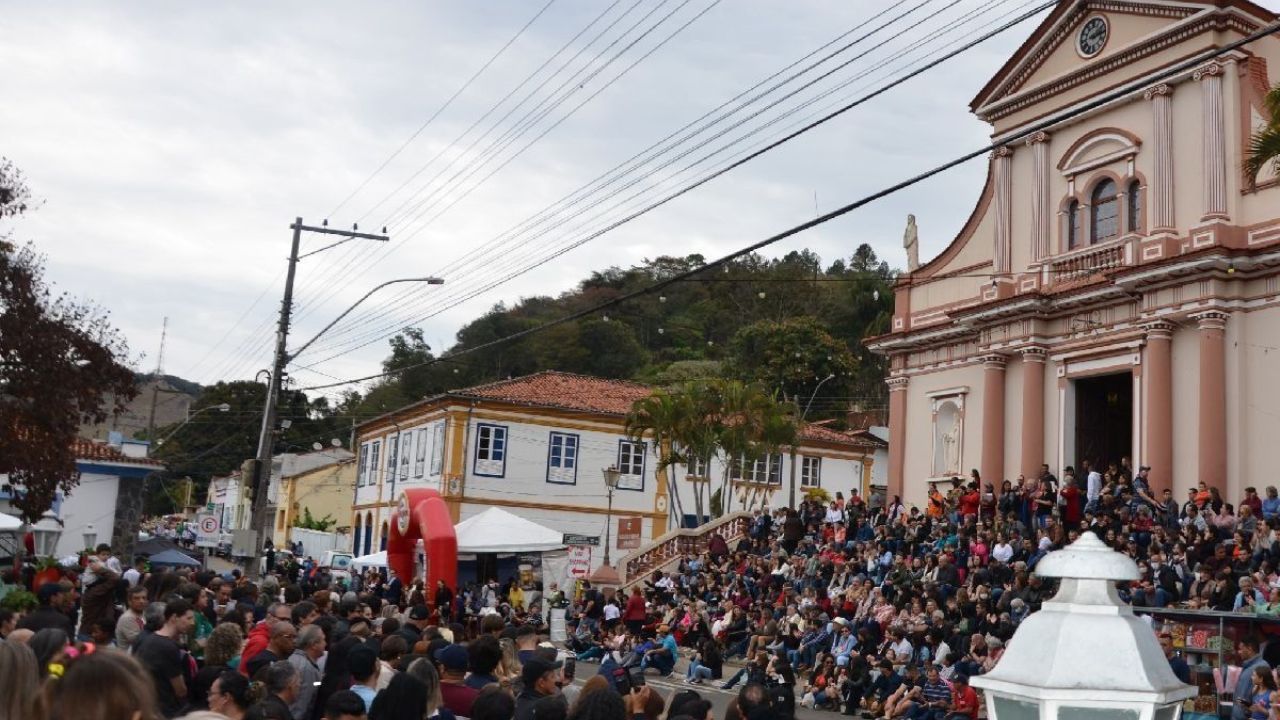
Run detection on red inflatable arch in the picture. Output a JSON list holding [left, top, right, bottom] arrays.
[[386, 488, 457, 609]]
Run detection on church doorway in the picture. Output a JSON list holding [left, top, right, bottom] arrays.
[[1072, 372, 1133, 471]]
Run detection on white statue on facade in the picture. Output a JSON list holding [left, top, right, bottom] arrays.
[[941, 418, 960, 475], [903, 213, 920, 272]]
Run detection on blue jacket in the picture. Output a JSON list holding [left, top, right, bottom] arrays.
[[1233, 655, 1270, 720]]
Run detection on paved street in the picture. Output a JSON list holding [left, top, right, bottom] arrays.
[[570, 662, 829, 720]]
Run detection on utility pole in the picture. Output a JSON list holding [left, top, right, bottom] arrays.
[[145, 316, 169, 448], [245, 218, 389, 579]]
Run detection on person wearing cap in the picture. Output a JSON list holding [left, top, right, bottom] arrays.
[[947, 674, 979, 720], [513, 656, 564, 720], [395, 604, 430, 648], [17, 582, 75, 635], [437, 643, 480, 717], [640, 624, 678, 677], [829, 618, 856, 668]]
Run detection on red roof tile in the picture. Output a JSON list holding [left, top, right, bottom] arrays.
[[72, 438, 165, 467], [454, 371, 652, 416]]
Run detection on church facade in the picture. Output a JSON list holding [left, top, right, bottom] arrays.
[[868, 0, 1280, 507]]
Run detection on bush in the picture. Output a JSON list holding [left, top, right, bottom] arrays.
[[1, 588, 38, 613]]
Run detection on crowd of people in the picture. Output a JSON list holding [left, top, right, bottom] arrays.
[[3, 457, 1280, 720]]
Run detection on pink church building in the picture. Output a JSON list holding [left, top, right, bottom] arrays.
[[869, 0, 1280, 508]]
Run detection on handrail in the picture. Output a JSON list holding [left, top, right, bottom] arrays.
[[617, 511, 754, 587]]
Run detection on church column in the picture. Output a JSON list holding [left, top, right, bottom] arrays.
[[1020, 347, 1047, 479], [1194, 311, 1229, 487], [1144, 84, 1176, 232], [993, 146, 1014, 273], [1144, 321, 1175, 490], [1027, 133, 1051, 262], [980, 355, 1007, 485], [887, 376, 909, 501], [1195, 61, 1228, 221]]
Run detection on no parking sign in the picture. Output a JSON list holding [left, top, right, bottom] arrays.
[[195, 513, 220, 548]]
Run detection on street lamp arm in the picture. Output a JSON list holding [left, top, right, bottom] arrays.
[[156, 403, 231, 445], [801, 374, 837, 421], [287, 277, 444, 361]]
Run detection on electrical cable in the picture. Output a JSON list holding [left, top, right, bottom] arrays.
[[293, 0, 1040, 363], [294, 17, 1280, 392]]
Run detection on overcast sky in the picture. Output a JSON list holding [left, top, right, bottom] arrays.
[[4, 0, 1276, 402]]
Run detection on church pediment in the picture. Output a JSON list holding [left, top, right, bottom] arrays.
[[970, 0, 1275, 122]]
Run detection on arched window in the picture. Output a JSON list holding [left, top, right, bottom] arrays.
[[1127, 180, 1142, 232], [380, 522, 389, 551], [363, 512, 374, 555], [353, 514, 362, 554], [1091, 179, 1119, 243], [1067, 200, 1081, 249]]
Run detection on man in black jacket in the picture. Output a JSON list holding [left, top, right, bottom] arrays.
[[17, 583, 74, 635], [513, 657, 564, 720]]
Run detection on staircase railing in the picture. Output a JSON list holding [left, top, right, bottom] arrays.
[[617, 511, 753, 587]]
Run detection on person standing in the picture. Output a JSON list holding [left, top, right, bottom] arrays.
[[17, 583, 75, 636], [513, 657, 564, 720], [135, 598, 196, 718], [288, 624, 326, 720], [116, 585, 150, 652], [1232, 636, 1269, 720]]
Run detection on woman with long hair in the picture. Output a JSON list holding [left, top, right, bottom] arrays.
[[29, 628, 70, 679], [45, 648, 159, 720], [369, 673, 428, 720], [0, 639, 42, 720], [404, 657, 455, 720]]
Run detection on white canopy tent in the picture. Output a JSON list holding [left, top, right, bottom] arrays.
[[351, 550, 387, 570], [0, 514, 21, 531], [455, 507, 565, 554]]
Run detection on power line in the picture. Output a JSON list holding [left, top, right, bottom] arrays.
[[306, 0, 948, 347], [292, 0, 1043, 365], [295, 17, 1280, 391]]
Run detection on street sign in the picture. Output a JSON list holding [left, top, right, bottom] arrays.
[[567, 545, 592, 578], [194, 513, 220, 548], [563, 534, 599, 547], [617, 517, 642, 549]]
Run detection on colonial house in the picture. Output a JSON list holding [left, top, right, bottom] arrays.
[[271, 457, 356, 548], [868, 0, 1280, 506], [1, 438, 164, 558], [351, 371, 880, 563]]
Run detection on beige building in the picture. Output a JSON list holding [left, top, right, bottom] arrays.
[[869, 0, 1280, 507], [273, 457, 356, 546]]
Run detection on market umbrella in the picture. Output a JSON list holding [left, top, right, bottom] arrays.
[[147, 548, 202, 568]]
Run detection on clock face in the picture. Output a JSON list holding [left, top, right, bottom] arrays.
[[1078, 17, 1108, 57]]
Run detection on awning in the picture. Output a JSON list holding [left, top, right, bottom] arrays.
[[351, 550, 387, 569], [0, 513, 22, 531], [455, 507, 565, 554]]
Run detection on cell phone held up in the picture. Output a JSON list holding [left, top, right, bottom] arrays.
[[612, 666, 646, 694], [563, 657, 576, 682]]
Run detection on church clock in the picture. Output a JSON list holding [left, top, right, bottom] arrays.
[[1078, 16, 1108, 58]]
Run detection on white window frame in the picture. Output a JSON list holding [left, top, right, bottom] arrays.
[[688, 455, 709, 478], [547, 432, 579, 485], [616, 440, 645, 491], [430, 423, 445, 476], [386, 435, 399, 482], [357, 443, 369, 486], [368, 440, 381, 487], [414, 428, 428, 478], [801, 456, 822, 488], [400, 431, 412, 478], [474, 423, 507, 477]]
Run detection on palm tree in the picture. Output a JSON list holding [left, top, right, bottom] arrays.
[[625, 391, 689, 530], [1246, 83, 1280, 188], [748, 395, 798, 511], [680, 380, 723, 523]]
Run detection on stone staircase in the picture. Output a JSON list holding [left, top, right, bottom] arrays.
[[617, 511, 753, 588]]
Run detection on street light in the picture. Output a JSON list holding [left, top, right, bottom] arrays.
[[288, 276, 445, 361], [82, 523, 97, 551], [788, 374, 837, 509], [971, 532, 1195, 719], [156, 402, 231, 446], [601, 466, 621, 567]]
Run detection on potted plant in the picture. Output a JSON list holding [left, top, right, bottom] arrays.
[[0, 588, 38, 613], [32, 556, 62, 589]]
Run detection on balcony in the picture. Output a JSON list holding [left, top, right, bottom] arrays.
[[1047, 235, 1134, 286]]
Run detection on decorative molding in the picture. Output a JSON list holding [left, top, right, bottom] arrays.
[[1025, 131, 1051, 146], [925, 385, 969, 399], [1142, 83, 1173, 100], [980, 354, 1009, 369], [1192, 310, 1229, 330], [993, 145, 1015, 159], [1020, 346, 1049, 363], [1141, 320, 1176, 339], [1031, 134, 1051, 262], [978, 14, 1259, 122], [994, 149, 1014, 273], [1192, 60, 1224, 82], [886, 377, 910, 392], [1149, 83, 1175, 232]]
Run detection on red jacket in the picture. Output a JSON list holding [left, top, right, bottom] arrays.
[[239, 621, 271, 676], [624, 594, 647, 622]]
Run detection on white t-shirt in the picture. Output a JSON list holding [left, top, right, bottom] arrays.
[[603, 603, 621, 621], [991, 543, 1014, 564]]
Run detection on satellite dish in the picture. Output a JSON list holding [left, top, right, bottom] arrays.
[[331, 438, 342, 447], [312, 442, 323, 451]]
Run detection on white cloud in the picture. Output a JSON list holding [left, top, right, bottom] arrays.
[[3, 0, 1275, 391]]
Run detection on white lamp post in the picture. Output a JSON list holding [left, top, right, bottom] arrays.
[[82, 523, 97, 551], [601, 466, 621, 568], [972, 532, 1196, 720], [31, 513, 64, 557]]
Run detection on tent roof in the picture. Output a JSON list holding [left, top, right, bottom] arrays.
[[147, 549, 201, 567], [0, 513, 21, 531], [352, 550, 387, 569], [455, 508, 564, 553]]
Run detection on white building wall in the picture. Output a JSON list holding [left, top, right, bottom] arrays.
[[53, 471, 122, 557]]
